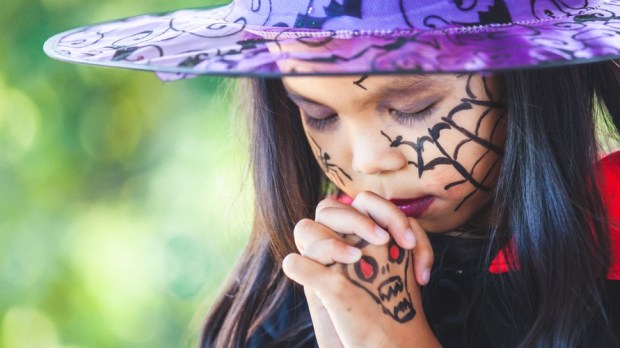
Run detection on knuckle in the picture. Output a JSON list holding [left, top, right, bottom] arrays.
[[353, 191, 373, 204], [316, 197, 337, 214], [355, 215, 378, 234], [282, 253, 299, 273], [389, 214, 409, 231], [293, 218, 314, 239], [314, 206, 333, 222], [325, 238, 343, 253], [300, 244, 318, 259]]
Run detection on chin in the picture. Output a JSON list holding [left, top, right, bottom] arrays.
[[418, 220, 460, 234], [416, 207, 472, 233]]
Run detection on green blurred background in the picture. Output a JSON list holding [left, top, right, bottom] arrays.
[[0, 0, 252, 347]]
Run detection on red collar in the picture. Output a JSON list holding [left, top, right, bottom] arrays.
[[489, 151, 620, 280]]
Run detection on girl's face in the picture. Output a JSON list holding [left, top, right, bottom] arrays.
[[283, 74, 507, 233]]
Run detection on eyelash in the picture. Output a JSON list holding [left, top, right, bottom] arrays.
[[303, 103, 436, 131], [304, 114, 338, 130], [390, 103, 435, 126]]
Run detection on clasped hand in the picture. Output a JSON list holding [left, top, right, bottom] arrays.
[[282, 191, 440, 347]]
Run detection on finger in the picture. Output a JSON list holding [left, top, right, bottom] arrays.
[[352, 191, 417, 249], [283, 254, 358, 315], [303, 288, 345, 348], [409, 217, 434, 285], [315, 206, 390, 245], [316, 197, 390, 245], [294, 218, 341, 254], [315, 196, 350, 216], [284, 255, 375, 333], [302, 238, 362, 265], [282, 253, 344, 294]]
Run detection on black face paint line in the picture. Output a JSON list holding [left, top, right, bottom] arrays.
[[382, 74, 505, 211], [353, 74, 369, 90], [342, 238, 416, 323], [309, 135, 353, 186]]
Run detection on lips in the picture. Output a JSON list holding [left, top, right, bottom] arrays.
[[390, 196, 434, 218]]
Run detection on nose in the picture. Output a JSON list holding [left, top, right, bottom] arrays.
[[351, 131, 408, 175]]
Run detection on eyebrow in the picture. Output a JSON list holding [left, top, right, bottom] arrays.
[[285, 88, 322, 106], [381, 75, 449, 96], [283, 75, 445, 107]]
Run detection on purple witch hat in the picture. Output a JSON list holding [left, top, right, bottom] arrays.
[[44, 0, 620, 80]]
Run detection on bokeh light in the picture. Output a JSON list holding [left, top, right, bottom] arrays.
[[1, 1, 250, 347]]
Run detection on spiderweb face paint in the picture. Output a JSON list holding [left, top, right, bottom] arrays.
[[288, 73, 506, 232], [381, 74, 505, 212]]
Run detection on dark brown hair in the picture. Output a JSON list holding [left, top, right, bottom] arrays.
[[200, 77, 324, 347], [201, 61, 620, 347]]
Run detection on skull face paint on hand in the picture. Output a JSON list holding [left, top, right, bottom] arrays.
[[342, 238, 415, 323]]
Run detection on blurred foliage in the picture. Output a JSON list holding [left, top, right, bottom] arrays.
[[0, 0, 252, 347]]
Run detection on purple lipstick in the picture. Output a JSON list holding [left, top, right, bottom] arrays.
[[390, 196, 434, 218]]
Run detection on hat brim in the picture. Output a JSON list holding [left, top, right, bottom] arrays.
[[44, 2, 620, 81]]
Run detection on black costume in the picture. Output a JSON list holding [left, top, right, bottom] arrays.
[[247, 152, 620, 347]]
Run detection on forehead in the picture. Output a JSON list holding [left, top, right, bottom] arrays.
[[282, 74, 460, 105]]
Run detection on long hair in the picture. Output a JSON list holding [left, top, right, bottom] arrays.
[[200, 77, 325, 347], [477, 61, 620, 347], [201, 61, 620, 347]]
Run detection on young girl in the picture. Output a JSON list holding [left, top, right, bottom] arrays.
[[45, 0, 620, 346]]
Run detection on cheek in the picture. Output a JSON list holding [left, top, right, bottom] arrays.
[[304, 130, 355, 187], [424, 105, 505, 176], [457, 140, 502, 180], [414, 108, 504, 230], [419, 164, 471, 197], [312, 137, 349, 164], [419, 169, 500, 232]]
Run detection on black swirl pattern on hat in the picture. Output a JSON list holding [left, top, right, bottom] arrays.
[[44, 0, 620, 80]]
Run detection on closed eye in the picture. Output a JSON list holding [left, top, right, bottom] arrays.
[[390, 103, 436, 126], [302, 102, 436, 130], [303, 113, 338, 131]]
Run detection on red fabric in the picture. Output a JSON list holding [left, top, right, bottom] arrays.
[[599, 151, 620, 280], [488, 240, 518, 274], [489, 151, 620, 279]]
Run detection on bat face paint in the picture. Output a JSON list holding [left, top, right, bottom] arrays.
[[309, 135, 352, 186], [283, 74, 506, 233], [353, 75, 369, 90]]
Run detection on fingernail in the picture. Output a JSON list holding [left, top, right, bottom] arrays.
[[374, 226, 389, 241], [347, 246, 361, 259], [405, 229, 416, 247], [421, 269, 431, 285]]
